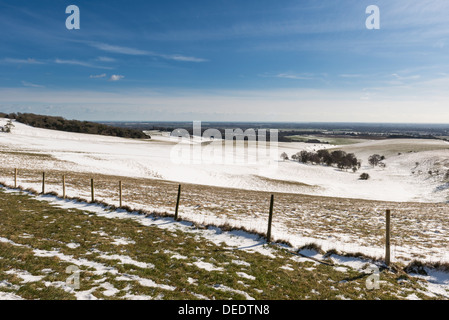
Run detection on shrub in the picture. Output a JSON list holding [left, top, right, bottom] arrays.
[[359, 173, 370, 180], [280, 152, 289, 161]]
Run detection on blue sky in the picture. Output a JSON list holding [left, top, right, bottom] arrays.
[[1, 0, 449, 122]]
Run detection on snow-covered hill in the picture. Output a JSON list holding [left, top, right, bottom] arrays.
[[1, 118, 448, 203]]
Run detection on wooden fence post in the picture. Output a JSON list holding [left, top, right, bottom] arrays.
[[174, 184, 181, 220], [267, 194, 274, 243], [42, 172, 45, 194], [62, 175, 66, 199], [385, 209, 391, 266], [119, 181, 122, 207], [91, 178, 95, 203], [14, 168, 17, 188]]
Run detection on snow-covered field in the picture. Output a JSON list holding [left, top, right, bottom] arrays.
[[1, 119, 449, 203], [0, 119, 449, 266], [1, 119, 449, 299]]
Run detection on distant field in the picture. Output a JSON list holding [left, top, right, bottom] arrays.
[[285, 135, 370, 145], [334, 139, 449, 158]]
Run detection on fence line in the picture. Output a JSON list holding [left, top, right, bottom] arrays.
[[8, 167, 394, 266]]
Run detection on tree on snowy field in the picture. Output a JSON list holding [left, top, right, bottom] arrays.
[[317, 149, 332, 166], [1, 119, 14, 133], [368, 154, 382, 167]]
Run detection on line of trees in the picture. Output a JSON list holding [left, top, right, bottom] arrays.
[[284, 149, 361, 172], [0, 113, 149, 139]]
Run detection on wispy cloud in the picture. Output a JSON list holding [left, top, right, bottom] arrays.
[[259, 72, 325, 81], [90, 43, 148, 55], [274, 73, 315, 80], [90, 73, 107, 79], [88, 42, 208, 63], [3, 57, 113, 69], [96, 56, 116, 62], [55, 59, 112, 70], [21, 81, 44, 88], [159, 54, 208, 63], [391, 73, 421, 81], [382, 73, 422, 86], [2, 58, 45, 65]]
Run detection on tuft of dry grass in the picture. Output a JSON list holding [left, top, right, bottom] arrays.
[[404, 260, 449, 275]]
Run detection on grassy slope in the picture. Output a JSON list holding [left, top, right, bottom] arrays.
[[0, 189, 437, 300]]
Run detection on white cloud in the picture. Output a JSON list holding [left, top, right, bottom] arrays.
[[109, 75, 124, 81]]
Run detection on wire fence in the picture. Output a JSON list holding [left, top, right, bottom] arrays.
[[2, 167, 449, 267]]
